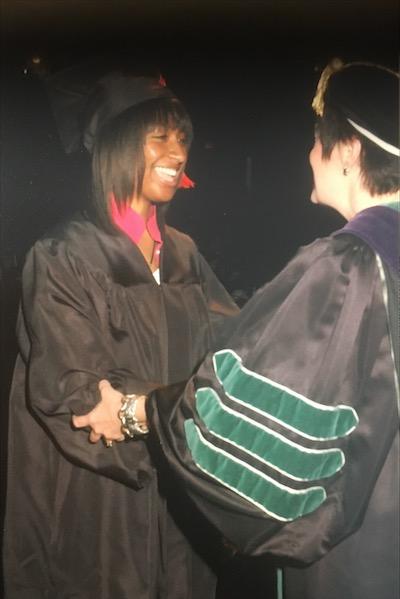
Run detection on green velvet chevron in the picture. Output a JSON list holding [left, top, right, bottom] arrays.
[[185, 419, 327, 521], [184, 349, 360, 520], [213, 349, 358, 440], [195, 388, 345, 481]]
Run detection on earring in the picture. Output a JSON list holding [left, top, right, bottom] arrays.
[[343, 167, 348, 176]]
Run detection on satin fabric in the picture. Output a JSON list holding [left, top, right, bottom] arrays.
[[3, 213, 238, 599], [149, 209, 399, 599]]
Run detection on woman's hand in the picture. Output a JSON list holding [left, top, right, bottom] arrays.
[[72, 380, 126, 443]]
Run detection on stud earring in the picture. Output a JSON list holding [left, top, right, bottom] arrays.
[[343, 167, 348, 176]]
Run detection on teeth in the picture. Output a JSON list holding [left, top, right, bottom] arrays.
[[155, 167, 178, 177]]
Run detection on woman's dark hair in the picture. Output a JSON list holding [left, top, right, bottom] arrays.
[[316, 107, 399, 196], [91, 96, 193, 230]]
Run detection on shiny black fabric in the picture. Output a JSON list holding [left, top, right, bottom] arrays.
[[3, 213, 238, 599], [149, 212, 399, 599]]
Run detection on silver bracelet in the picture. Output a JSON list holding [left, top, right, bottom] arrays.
[[119, 394, 149, 440]]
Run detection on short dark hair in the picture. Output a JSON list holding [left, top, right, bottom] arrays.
[[316, 106, 399, 196], [91, 96, 193, 230]]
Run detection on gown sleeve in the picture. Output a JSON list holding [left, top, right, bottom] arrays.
[[147, 236, 399, 564], [19, 239, 157, 489]]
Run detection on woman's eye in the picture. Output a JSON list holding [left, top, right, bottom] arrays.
[[149, 127, 167, 138], [148, 130, 189, 145]]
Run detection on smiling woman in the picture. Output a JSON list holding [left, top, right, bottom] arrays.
[[88, 83, 194, 272], [2, 68, 238, 599]]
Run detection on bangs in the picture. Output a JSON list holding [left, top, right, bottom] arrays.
[[139, 97, 194, 142]]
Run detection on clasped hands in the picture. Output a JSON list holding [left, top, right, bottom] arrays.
[[72, 380, 148, 445]]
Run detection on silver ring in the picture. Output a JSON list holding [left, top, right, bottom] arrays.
[[105, 439, 113, 448]]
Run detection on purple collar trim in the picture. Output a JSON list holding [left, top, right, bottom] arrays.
[[335, 205, 399, 273]]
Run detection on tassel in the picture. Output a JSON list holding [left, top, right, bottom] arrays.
[[312, 58, 343, 116], [179, 172, 195, 189]]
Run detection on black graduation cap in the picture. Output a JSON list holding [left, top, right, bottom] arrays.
[[312, 60, 399, 156], [45, 61, 174, 154]]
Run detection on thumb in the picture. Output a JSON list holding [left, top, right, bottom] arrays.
[[72, 414, 90, 429], [99, 379, 112, 392]]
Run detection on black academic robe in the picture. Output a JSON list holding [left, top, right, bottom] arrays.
[[3, 214, 238, 599], [148, 205, 399, 599]]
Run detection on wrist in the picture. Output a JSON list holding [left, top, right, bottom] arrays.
[[119, 394, 149, 440]]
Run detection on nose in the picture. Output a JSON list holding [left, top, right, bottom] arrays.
[[167, 133, 188, 163]]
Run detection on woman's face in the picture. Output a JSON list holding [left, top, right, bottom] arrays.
[[309, 136, 345, 211], [138, 126, 189, 206]]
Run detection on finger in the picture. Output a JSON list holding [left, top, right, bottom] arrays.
[[89, 430, 102, 443], [72, 414, 90, 429]]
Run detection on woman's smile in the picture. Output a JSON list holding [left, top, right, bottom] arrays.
[[153, 164, 182, 186]]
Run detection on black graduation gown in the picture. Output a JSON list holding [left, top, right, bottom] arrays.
[[3, 214, 238, 599], [148, 205, 399, 599]]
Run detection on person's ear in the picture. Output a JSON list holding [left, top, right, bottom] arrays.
[[339, 137, 362, 173]]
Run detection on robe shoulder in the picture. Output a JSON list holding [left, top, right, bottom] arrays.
[[29, 214, 201, 286]]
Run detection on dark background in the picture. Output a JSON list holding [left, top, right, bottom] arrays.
[[0, 1, 398, 597]]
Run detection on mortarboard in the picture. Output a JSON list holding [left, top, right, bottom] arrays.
[[312, 59, 399, 157], [45, 64, 173, 154]]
